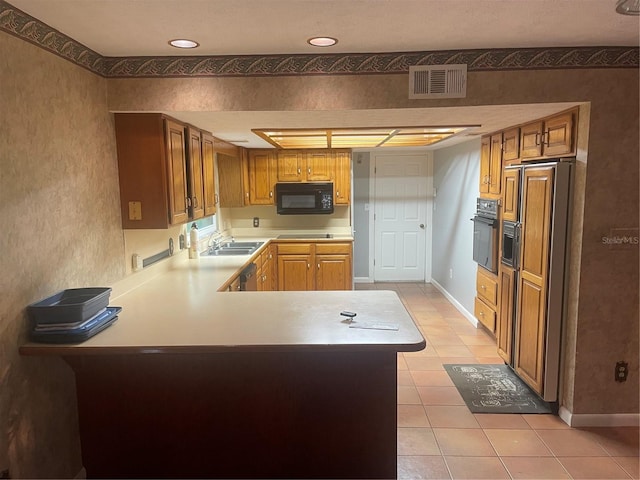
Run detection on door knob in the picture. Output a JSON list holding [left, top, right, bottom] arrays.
[[419, 224, 425, 229]]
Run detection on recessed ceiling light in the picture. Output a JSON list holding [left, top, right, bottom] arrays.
[[169, 39, 199, 49], [308, 37, 338, 47]]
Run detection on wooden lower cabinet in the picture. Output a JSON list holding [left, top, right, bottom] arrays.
[[474, 297, 496, 333], [277, 249, 314, 291], [315, 243, 352, 291], [258, 244, 275, 291], [475, 267, 498, 333], [276, 242, 352, 291], [496, 265, 515, 363]]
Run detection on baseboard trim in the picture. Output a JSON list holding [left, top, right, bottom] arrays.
[[354, 277, 374, 283], [430, 279, 477, 327], [559, 407, 640, 427]]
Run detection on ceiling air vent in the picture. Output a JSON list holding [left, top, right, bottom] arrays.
[[409, 64, 467, 99]]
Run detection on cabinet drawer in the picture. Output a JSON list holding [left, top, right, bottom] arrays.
[[276, 243, 312, 254], [476, 269, 498, 308], [474, 297, 496, 332], [314, 243, 352, 255]]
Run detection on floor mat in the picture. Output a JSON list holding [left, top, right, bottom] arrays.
[[443, 364, 552, 414]]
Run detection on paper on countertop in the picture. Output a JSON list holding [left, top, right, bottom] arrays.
[[348, 321, 399, 331]]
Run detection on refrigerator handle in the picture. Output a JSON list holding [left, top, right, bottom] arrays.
[[514, 222, 522, 271]]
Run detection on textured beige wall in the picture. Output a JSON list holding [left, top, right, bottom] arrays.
[[0, 33, 126, 477], [108, 68, 639, 416]]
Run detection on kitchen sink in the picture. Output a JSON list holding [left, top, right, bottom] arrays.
[[219, 241, 264, 249], [201, 241, 264, 256]]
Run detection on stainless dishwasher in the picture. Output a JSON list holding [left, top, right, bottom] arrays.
[[239, 263, 257, 291]]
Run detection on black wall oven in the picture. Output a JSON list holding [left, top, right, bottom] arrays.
[[471, 198, 499, 273]]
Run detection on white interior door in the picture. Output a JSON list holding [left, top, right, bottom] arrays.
[[373, 153, 429, 281]]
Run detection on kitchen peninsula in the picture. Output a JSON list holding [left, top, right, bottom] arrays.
[[20, 246, 426, 479]]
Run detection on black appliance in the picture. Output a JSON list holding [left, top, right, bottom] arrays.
[[275, 182, 334, 215], [239, 263, 257, 291], [471, 198, 499, 273]]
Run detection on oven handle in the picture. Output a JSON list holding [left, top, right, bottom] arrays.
[[470, 215, 498, 227]]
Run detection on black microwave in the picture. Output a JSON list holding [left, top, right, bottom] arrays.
[[275, 182, 334, 215]]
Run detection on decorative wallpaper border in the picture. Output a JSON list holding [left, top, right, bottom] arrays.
[[1, 0, 638, 78]]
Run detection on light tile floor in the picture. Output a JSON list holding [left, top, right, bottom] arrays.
[[356, 282, 639, 480]]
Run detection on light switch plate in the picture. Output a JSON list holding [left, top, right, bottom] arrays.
[[132, 254, 143, 272], [128, 201, 142, 220]]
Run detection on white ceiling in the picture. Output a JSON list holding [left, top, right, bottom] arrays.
[[9, 0, 639, 149]]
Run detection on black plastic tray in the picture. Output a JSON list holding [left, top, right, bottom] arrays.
[[27, 287, 112, 325], [29, 307, 122, 343]]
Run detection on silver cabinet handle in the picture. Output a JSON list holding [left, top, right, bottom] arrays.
[[308, 168, 311, 174], [297, 168, 301, 174], [269, 191, 273, 197], [317, 263, 320, 270]]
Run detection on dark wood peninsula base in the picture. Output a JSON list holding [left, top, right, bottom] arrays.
[[65, 350, 398, 479]]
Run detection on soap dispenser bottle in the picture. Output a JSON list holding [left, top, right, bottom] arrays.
[[189, 223, 199, 259]]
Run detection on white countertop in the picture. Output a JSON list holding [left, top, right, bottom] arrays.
[[20, 236, 426, 356]]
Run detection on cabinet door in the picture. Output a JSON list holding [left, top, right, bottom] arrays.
[[248, 151, 275, 205], [218, 153, 245, 207], [502, 168, 520, 222], [165, 120, 189, 225], [543, 112, 574, 157], [479, 137, 490, 194], [334, 150, 351, 205], [502, 127, 520, 164], [476, 268, 498, 309], [316, 254, 352, 290], [474, 297, 496, 332], [201, 133, 217, 216], [520, 121, 543, 160], [514, 166, 554, 395], [489, 133, 503, 195], [277, 254, 313, 291], [497, 265, 515, 363], [186, 127, 205, 220], [277, 151, 304, 182], [305, 151, 332, 181]]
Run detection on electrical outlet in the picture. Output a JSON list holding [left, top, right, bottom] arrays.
[[253, 217, 259, 227], [615, 361, 628, 382], [449, 268, 453, 279]]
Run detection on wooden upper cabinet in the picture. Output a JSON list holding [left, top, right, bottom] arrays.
[[334, 150, 351, 205], [165, 120, 190, 226], [489, 133, 503, 195], [502, 168, 520, 222], [520, 110, 575, 161], [543, 112, 575, 157], [248, 150, 276, 205], [115, 114, 184, 229], [186, 127, 205, 220], [502, 127, 520, 164], [479, 134, 502, 197], [479, 137, 491, 194], [276, 150, 305, 182], [305, 151, 332, 181], [218, 152, 248, 207], [201, 132, 217, 216], [520, 121, 543, 159]]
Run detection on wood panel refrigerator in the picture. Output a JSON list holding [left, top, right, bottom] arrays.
[[498, 160, 573, 402]]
